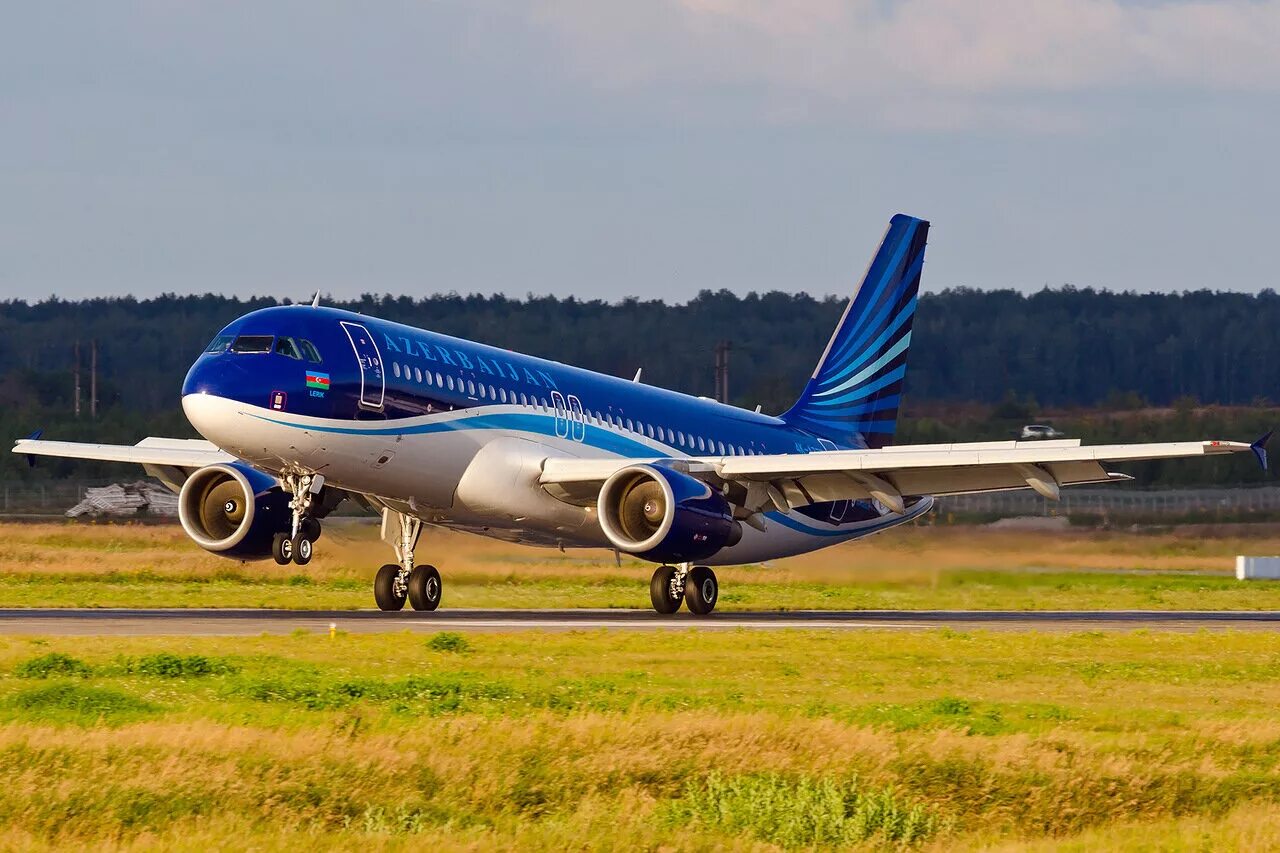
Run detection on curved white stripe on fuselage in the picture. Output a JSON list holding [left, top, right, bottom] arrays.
[[181, 392, 926, 564]]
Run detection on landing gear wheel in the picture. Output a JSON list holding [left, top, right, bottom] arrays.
[[374, 563, 406, 611], [272, 533, 293, 566], [407, 565, 442, 612], [649, 565, 683, 615], [300, 517, 322, 542], [292, 534, 313, 566], [684, 566, 718, 615]]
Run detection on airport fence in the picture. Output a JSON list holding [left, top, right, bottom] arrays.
[[935, 486, 1280, 524], [0, 480, 119, 515], [5, 479, 1280, 524]]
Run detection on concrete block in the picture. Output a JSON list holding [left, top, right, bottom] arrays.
[[1236, 556, 1280, 580]]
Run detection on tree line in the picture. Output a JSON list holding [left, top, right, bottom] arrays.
[[1, 287, 1277, 485]]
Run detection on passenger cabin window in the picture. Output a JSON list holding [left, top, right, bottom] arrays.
[[274, 337, 302, 360], [230, 335, 273, 353], [205, 335, 233, 353]]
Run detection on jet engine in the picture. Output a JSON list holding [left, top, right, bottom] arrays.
[[177, 463, 292, 560], [597, 464, 741, 563]]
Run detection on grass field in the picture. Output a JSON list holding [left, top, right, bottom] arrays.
[[2, 629, 1280, 849], [6, 523, 1280, 848], [3, 519, 1280, 610]]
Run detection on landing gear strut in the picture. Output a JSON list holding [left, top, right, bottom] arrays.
[[649, 563, 718, 615], [274, 472, 324, 566], [375, 509, 442, 612]]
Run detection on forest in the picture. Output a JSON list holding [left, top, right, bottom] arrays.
[[1, 287, 1277, 485]]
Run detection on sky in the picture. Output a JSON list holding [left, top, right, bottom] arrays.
[[2, 1, 1279, 302]]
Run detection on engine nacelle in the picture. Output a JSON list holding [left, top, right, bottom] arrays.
[[597, 464, 742, 563], [177, 463, 292, 560]]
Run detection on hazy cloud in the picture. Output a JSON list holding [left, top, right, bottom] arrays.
[[535, 0, 1280, 127], [0, 2, 1277, 300]]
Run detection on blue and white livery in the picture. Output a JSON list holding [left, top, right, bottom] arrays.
[[14, 215, 1262, 614]]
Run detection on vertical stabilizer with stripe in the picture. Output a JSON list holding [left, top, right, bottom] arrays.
[[781, 214, 929, 448]]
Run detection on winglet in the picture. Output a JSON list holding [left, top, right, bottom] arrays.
[[20, 429, 43, 468], [1251, 430, 1273, 471]]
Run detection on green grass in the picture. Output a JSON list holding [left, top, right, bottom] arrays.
[[664, 772, 944, 847], [4, 567, 1280, 612], [0, 630, 1279, 848]]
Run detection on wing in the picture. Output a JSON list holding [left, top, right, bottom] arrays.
[[539, 437, 1258, 514], [12, 437, 234, 493]]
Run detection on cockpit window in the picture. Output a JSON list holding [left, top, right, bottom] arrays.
[[205, 335, 233, 354], [297, 339, 322, 363], [230, 335, 274, 353], [274, 337, 302, 360]]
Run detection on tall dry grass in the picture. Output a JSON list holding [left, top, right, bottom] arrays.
[[1, 520, 1275, 584]]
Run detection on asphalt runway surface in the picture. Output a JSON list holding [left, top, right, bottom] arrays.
[[4, 608, 1280, 635]]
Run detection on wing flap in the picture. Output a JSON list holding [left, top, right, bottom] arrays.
[[538, 439, 1253, 509]]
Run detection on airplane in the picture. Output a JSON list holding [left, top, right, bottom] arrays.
[[12, 214, 1269, 615]]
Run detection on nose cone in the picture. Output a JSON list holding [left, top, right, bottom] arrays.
[[181, 354, 267, 443], [184, 353, 240, 398], [182, 392, 240, 447]]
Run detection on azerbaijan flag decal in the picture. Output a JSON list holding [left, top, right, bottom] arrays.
[[305, 371, 330, 391]]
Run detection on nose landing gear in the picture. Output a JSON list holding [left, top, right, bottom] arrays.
[[273, 473, 324, 566]]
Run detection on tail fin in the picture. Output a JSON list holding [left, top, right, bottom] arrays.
[[781, 213, 929, 449]]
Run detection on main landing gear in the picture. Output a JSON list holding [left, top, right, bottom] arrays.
[[649, 563, 718, 615], [273, 472, 324, 567], [374, 509, 442, 612]]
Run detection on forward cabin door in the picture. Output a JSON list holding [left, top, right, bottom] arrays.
[[551, 391, 570, 438], [340, 321, 385, 411]]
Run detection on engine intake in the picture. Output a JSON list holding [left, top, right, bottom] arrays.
[[178, 463, 291, 560], [597, 465, 741, 563]]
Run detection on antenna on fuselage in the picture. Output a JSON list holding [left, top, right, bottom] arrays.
[[632, 368, 643, 383], [311, 290, 321, 308]]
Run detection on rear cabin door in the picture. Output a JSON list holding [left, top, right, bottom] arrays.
[[567, 395, 586, 442], [340, 321, 385, 410]]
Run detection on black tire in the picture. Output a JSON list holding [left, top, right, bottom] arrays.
[[407, 565, 442, 612], [292, 534, 313, 566], [649, 565, 683, 614], [272, 533, 292, 566], [300, 517, 322, 542], [684, 566, 718, 615], [374, 563, 406, 611]]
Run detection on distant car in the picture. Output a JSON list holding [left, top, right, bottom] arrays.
[[1020, 424, 1064, 440]]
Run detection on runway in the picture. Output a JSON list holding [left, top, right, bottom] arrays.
[[3, 608, 1280, 635]]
